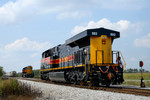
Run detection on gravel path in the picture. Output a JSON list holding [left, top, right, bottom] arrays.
[[18, 79, 150, 100]]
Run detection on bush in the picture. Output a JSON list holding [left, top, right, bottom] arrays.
[[0, 78, 41, 99], [0, 67, 5, 77]]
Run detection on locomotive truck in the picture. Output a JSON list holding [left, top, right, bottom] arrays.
[[40, 27, 124, 86]]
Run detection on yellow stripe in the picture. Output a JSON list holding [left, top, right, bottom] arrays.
[[40, 63, 119, 72], [94, 63, 119, 66]]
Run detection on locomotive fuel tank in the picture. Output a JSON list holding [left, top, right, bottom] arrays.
[[48, 72, 66, 82]]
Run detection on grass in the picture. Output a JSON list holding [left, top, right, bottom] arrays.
[[122, 80, 150, 87], [4, 95, 36, 100], [123, 72, 150, 80], [122, 72, 150, 87], [0, 78, 41, 100]]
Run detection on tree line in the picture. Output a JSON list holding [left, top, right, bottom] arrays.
[[0, 66, 149, 77], [0, 66, 5, 77], [125, 68, 149, 73]]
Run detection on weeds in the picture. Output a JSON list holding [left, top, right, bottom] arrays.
[[0, 78, 41, 99]]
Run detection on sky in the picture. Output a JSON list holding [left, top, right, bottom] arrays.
[[0, 0, 150, 72]]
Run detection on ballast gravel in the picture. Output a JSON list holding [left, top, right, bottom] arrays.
[[18, 79, 150, 100]]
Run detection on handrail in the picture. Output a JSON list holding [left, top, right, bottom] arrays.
[[99, 66, 110, 73], [119, 51, 126, 72], [84, 50, 88, 76]]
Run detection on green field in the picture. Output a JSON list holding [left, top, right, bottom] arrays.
[[123, 72, 150, 87], [123, 72, 150, 80]]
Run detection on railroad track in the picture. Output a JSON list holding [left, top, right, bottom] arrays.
[[17, 77, 150, 97]]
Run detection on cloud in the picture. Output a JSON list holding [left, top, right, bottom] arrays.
[[30, 53, 39, 58], [0, 44, 3, 51], [71, 18, 142, 36], [0, 0, 93, 24], [141, 56, 147, 59], [134, 33, 150, 48], [0, 37, 50, 72], [4, 37, 50, 51], [0, 0, 148, 24], [57, 11, 91, 20], [130, 57, 137, 62], [99, 0, 148, 10]]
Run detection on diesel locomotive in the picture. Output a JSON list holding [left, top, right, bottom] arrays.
[[40, 28, 124, 86], [22, 66, 34, 78], [2, 71, 16, 78]]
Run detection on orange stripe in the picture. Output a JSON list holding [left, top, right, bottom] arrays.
[[40, 65, 84, 72]]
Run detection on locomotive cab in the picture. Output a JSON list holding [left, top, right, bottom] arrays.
[[89, 30, 123, 85]]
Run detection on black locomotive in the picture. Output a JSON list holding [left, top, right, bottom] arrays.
[[40, 28, 124, 86]]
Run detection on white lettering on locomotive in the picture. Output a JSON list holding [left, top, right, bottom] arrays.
[[92, 32, 98, 36], [110, 33, 116, 36]]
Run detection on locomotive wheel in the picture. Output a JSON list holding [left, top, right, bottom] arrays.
[[93, 81, 99, 86], [80, 81, 84, 86], [41, 74, 44, 80], [88, 82, 93, 88], [106, 82, 110, 87], [72, 83, 76, 86]]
